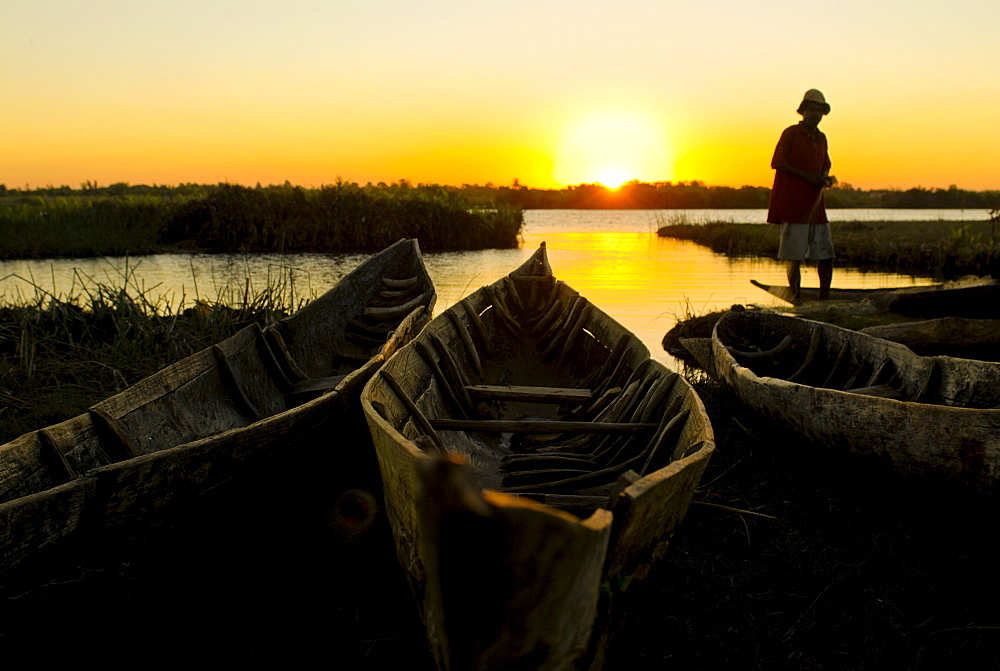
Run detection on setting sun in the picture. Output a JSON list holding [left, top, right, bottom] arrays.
[[553, 112, 674, 187], [3, 3, 998, 191], [594, 169, 630, 189]]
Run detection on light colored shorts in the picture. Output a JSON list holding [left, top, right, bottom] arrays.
[[777, 222, 835, 261]]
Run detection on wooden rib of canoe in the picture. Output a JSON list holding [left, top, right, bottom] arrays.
[[750, 277, 1000, 317], [682, 309, 1000, 493], [0, 238, 435, 572], [361, 242, 715, 671]]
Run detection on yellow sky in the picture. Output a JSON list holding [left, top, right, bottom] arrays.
[[4, 1, 999, 191]]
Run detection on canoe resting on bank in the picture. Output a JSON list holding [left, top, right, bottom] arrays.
[[362, 242, 715, 670], [682, 309, 1000, 494], [750, 277, 1000, 317], [0, 238, 435, 573], [859, 317, 1000, 360]]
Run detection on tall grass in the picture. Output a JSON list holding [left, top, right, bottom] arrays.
[[658, 219, 1000, 279], [0, 268, 296, 443], [651, 211, 736, 229], [0, 194, 189, 258], [0, 183, 524, 260]]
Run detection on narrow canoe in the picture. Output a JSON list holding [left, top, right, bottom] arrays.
[[860, 317, 1000, 360], [750, 279, 891, 305], [750, 277, 1000, 317], [0, 238, 435, 572], [362, 242, 715, 670], [683, 309, 1000, 492]]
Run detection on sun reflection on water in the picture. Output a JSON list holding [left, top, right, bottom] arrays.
[[1, 212, 937, 371]]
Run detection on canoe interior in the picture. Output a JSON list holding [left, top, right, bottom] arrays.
[[0, 238, 434, 570], [714, 310, 1000, 409], [370, 274, 711, 504], [363, 243, 715, 669]]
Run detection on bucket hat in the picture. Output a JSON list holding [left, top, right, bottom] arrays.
[[797, 89, 830, 115]]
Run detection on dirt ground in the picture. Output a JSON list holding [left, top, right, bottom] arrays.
[[2, 382, 998, 669]]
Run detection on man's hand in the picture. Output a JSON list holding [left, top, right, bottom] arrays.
[[778, 166, 836, 188], [806, 172, 828, 187]]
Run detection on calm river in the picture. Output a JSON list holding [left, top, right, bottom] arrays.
[[0, 209, 983, 368]]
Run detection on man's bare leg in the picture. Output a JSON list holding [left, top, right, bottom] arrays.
[[818, 259, 833, 300], [787, 260, 802, 298]]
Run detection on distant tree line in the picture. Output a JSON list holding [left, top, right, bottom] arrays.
[[2, 179, 997, 211], [476, 180, 1000, 210]]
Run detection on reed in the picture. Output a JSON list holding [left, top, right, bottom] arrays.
[[0, 194, 187, 258], [0, 268, 296, 443], [658, 219, 1000, 279], [0, 183, 523, 260]]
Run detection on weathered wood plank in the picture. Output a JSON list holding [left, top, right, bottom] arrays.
[[291, 374, 348, 397], [380, 369, 444, 449], [787, 327, 822, 383], [727, 334, 793, 359], [844, 384, 904, 399], [428, 419, 659, 433], [88, 408, 139, 462], [464, 385, 593, 404], [445, 308, 484, 377], [364, 290, 433, 321], [381, 275, 419, 288]]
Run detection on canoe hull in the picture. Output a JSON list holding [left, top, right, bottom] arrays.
[[750, 277, 1000, 317], [706, 310, 1000, 491], [0, 239, 434, 572], [860, 317, 1000, 360], [363, 244, 714, 670]]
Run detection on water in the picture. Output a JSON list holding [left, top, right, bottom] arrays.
[[0, 209, 953, 368]]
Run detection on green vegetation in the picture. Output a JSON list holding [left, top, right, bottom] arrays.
[[491, 180, 999, 210], [0, 192, 188, 258], [0, 181, 523, 260], [0, 271, 290, 443], [659, 218, 1000, 279], [3, 178, 996, 259]]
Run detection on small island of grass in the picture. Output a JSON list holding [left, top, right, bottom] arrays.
[[658, 217, 1000, 279], [0, 181, 523, 260]]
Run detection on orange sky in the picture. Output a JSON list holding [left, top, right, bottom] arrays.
[[4, 1, 999, 192]]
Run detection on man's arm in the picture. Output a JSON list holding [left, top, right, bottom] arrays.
[[777, 165, 832, 187]]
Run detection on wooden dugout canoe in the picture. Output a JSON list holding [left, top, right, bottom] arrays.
[[362, 242, 715, 671], [859, 317, 1000, 360], [750, 279, 891, 305], [750, 277, 1000, 317], [683, 309, 1000, 492], [0, 238, 434, 572]]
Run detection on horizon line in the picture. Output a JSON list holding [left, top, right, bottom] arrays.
[[4, 179, 999, 194]]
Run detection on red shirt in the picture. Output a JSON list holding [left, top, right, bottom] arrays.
[[766, 122, 831, 224]]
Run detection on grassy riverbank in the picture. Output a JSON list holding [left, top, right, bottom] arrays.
[[0, 182, 523, 259], [659, 219, 1000, 279], [1, 366, 994, 668], [1, 230, 996, 665], [0, 275, 288, 443]]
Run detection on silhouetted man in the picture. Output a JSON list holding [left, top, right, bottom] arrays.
[[767, 89, 836, 299]]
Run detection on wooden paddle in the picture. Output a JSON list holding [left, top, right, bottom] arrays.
[[805, 184, 826, 225], [805, 174, 836, 224]]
